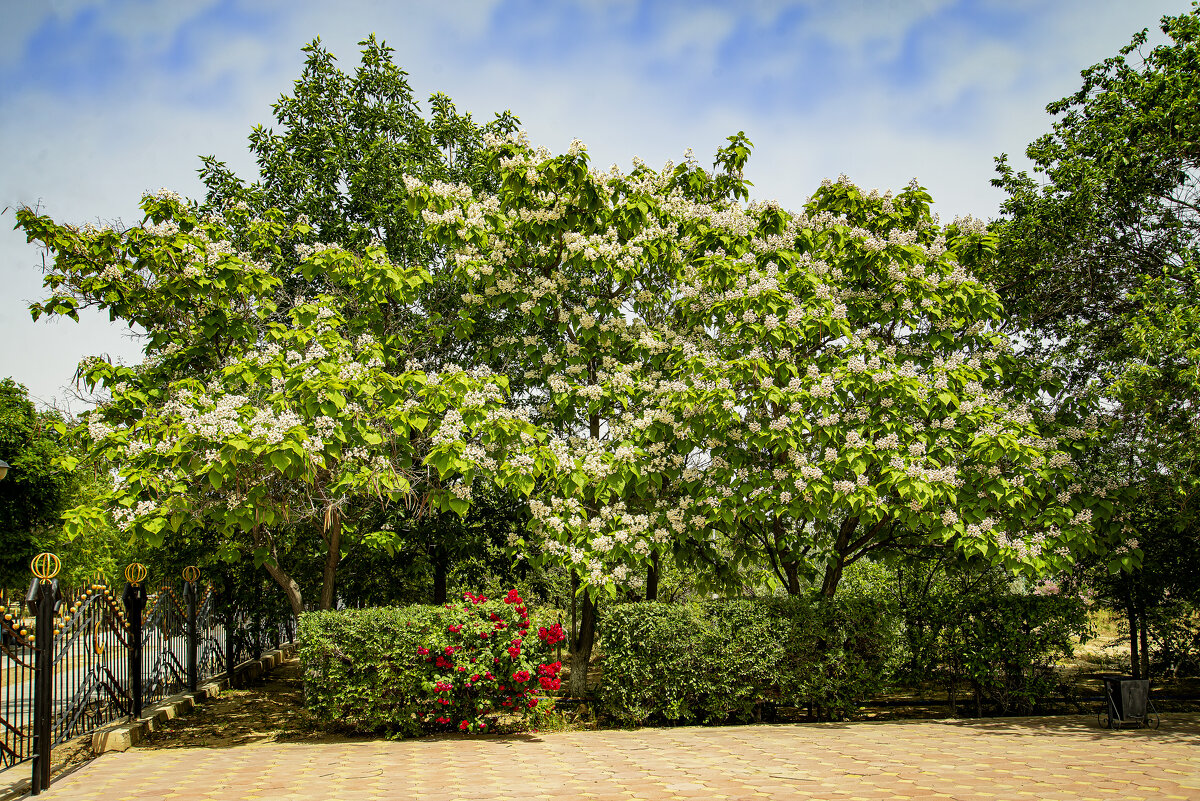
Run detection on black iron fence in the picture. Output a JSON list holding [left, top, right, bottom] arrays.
[[1, 555, 294, 795]]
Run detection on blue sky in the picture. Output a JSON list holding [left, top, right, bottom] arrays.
[[0, 0, 1191, 408]]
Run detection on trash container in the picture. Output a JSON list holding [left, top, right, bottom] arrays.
[[1099, 675, 1156, 729]]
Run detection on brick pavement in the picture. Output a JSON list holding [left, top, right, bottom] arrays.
[[34, 713, 1200, 800]]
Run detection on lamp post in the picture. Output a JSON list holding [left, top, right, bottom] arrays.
[[0, 459, 9, 480]]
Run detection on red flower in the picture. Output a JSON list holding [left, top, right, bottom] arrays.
[[538, 623, 565, 645], [507, 646, 521, 659], [480, 632, 489, 639], [448, 624, 462, 633], [505, 589, 522, 604], [528, 698, 539, 708], [436, 716, 450, 724], [416, 647, 429, 656], [459, 720, 470, 731], [512, 670, 531, 683]]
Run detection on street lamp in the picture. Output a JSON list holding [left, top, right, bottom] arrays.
[[0, 459, 9, 481]]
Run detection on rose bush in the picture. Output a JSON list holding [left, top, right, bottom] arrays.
[[300, 589, 560, 735]]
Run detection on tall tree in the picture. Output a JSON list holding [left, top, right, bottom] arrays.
[[405, 132, 1113, 692], [18, 37, 524, 610], [989, 5, 1200, 667]]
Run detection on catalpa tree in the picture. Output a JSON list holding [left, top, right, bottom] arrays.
[[405, 131, 1122, 611], [403, 131, 755, 692], [664, 176, 1121, 597], [17, 191, 544, 613]]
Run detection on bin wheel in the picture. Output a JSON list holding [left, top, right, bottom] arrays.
[[1145, 700, 1160, 730]]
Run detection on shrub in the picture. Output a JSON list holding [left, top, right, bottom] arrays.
[[595, 596, 894, 725], [299, 589, 561, 735], [939, 588, 1090, 715]]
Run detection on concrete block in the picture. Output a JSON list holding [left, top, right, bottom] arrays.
[[92, 724, 141, 753]]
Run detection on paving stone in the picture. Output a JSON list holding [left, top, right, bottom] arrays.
[[28, 712, 1200, 800]]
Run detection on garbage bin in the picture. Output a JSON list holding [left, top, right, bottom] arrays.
[[1099, 675, 1156, 729]]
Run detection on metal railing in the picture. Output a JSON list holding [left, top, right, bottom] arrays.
[[1, 555, 294, 795]]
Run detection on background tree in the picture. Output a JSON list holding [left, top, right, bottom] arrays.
[[0, 378, 79, 588], [990, 4, 1200, 674]]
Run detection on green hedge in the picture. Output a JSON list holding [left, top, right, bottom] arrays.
[[300, 605, 438, 736], [596, 597, 895, 725]]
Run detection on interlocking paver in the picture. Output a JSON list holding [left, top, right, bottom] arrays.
[[25, 713, 1200, 800]]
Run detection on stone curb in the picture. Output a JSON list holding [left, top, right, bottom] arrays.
[[91, 643, 297, 754]]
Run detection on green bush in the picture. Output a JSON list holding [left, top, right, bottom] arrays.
[[596, 595, 895, 725], [941, 591, 1090, 715], [299, 589, 560, 735]]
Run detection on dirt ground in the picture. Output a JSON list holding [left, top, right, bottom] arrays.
[[135, 659, 333, 749]]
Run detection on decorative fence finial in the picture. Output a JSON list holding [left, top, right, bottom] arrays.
[[30, 553, 60, 583], [182, 565, 200, 584], [124, 562, 148, 587]]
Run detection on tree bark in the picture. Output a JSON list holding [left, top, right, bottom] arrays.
[[784, 559, 801, 596], [432, 545, 448, 605], [1138, 595, 1151, 680], [645, 552, 659, 602], [568, 591, 597, 698], [320, 510, 341, 611], [1127, 583, 1140, 679], [262, 559, 305, 617], [252, 524, 305, 617], [820, 517, 859, 598]]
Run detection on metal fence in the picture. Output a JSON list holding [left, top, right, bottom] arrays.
[[1, 555, 295, 795]]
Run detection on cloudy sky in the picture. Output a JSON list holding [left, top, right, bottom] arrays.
[[0, 0, 1189, 409]]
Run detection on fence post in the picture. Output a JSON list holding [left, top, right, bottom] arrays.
[[182, 567, 199, 691], [26, 553, 61, 796], [122, 564, 148, 719], [224, 582, 238, 690]]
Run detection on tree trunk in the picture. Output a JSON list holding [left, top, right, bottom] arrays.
[[320, 511, 341, 611], [432, 546, 448, 605], [568, 591, 597, 698], [784, 559, 801, 596], [645, 553, 659, 602], [1127, 584, 1140, 679], [1138, 598, 1151, 680], [252, 524, 305, 617], [262, 559, 305, 617], [820, 517, 859, 598]]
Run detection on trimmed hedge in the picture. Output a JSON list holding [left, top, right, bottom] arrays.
[[299, 591, 561, 736], [596, 597, 894, 725]]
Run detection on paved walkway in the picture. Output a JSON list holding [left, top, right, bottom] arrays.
[[33, 713, 1200, 800]]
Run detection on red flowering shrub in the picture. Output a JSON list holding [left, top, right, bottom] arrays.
[[300, 593, 562, 737], [413, 589, 560, 733]]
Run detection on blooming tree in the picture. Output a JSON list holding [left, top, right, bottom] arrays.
[[18, 191, 542, 613], [403, 131, 755, 691], [405, 131, 1118, 618], [662, 176, 1117, 597]]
